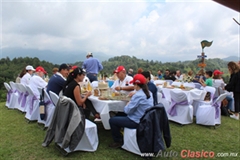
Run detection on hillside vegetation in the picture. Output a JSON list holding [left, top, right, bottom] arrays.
[[0, 56, 230, 101]]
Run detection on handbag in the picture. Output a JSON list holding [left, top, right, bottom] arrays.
[[39, 88, 46, 120]]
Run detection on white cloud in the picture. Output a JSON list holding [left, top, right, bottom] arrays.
[[2, 0, 239, 62]]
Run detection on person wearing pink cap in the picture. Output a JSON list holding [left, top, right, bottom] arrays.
[[29, 66, 48, 99], [111, 66, 134, 95], [109, 74, 153, 148]]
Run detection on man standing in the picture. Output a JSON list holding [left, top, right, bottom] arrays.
[[47, 63, 70, 95], [82, 52, 103, 82]]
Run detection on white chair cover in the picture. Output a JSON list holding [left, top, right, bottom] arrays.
[[193, 83, 202, 89], [184, 82, 195, 88], [9, 81, 20, 110], [58, 119, 99, 152], [160, 88, 172, 112], [157, 92, 162, 104], [25, 85, 40, 121], [196, 93, 228, 126], [16, 83, 29, 112], [37, 88, 56, 127], [167, 89, 193, 124], [193, 86, 216, 116], [122, 128, 141, 155], [49, 91, 59, 106], [4, 82, 14, 109]]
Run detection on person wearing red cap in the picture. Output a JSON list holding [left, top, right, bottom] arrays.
[[29, 66, 48, 99], [111, 66, 134, 95], [109, 74, 153, 148], [224, 61, 240, 120]]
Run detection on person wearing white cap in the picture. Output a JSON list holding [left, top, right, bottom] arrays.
[[82, 52, 103, 82], [20, 65, 35, 86]]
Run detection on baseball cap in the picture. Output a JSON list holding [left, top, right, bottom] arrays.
[[35, 66, 47, 74], [114, 66, 126, 73], [59, 63, 70, 71], [213, 70, 223, 76], [26, 65, 35, 71], [130, 74, 146, 84], [73, 67, 86, 75], [86, 52, 93, 57]]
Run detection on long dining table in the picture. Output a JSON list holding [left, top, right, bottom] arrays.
[[88, 95, 128, 130]]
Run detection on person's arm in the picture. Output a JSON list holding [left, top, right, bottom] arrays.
[[199, 78, 206, 87], [98, 60, 103, 71], [73, 85, 91, 107], [124, 94, 141, 114]]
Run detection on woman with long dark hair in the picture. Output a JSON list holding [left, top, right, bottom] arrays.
[[63, 67, 100, 120], [109, 74, 153, 148], [225, 61, 240, 120]]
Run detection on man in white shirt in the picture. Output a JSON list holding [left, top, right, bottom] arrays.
[[20, 65, 35, 85], [111, 66, 134, 95], [29, 66, 48, 99], [175, 70, 183, 81]]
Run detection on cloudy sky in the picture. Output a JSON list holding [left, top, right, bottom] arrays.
[[1, 0, 239, 62]]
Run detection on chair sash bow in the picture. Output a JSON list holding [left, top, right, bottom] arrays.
[[168, 99, 189, 116]]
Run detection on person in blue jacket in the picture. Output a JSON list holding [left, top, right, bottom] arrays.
[[109, 74, 153, 148]]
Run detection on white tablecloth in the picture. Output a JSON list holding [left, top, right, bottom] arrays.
[[88, 96, 127, 130], [158, 86, 207, 103]]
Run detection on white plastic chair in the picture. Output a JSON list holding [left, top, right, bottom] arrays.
[[49, 91, 59, 106], [196, 93, 228, 126], [25, 85, 40, 121], [193, 86, 216, 116], [167, 89, 193, 124]]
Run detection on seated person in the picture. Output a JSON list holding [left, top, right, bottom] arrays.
[[164, 69, 176, 81], [141, 71, 158, 105], [175, 70, 183, 81], [109, 74, 153, 148], [111, 66, 134, 95], [63, 67, 100, 121], [21, 65, 35, 85], [47, 63, 70, 95], [29, 66, 48, 99], [199, 71, 213, 87], [212, 69, 234, 114]]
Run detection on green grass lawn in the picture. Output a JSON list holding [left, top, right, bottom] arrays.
[[0, 102, 239, 160]]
